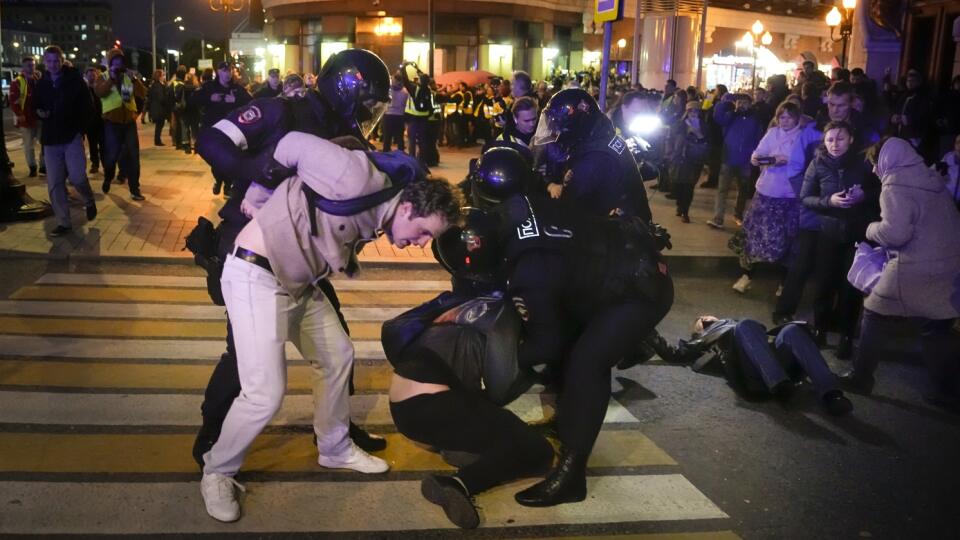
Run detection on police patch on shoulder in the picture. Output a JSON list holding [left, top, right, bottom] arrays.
[[512, 296, 530, 321], [238, 105, 262, 125], [608, 136, 626, 155]]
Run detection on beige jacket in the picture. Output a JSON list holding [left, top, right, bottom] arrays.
[[256, 132, 400, 299]]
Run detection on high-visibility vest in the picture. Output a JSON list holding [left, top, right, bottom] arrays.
[[496, 131, 529, 148], [14, 75, 29, 111], [101, 74, 139, 114], [404, 85, 430, 117]]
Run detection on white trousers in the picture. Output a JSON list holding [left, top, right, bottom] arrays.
[[203, 255, 354, 476]]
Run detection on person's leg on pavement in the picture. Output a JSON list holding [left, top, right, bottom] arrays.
[[44, 144, 72, 231], [711, 164, 734, 226], [775, 230, 819, 320], [20, 126, 38, 175], [734, 165, 753, 221], [101, 121, 122, 192], [774, 324, 840, 397], [919, 319, 960, 404], [154, 115, 166, 146], [810, 234, 843, 333], [63, 134, 96, 216], [732, 319, 791, 391], [844, 309, 891, 392], [406, 119, 418, 159], [193, 317, 242, 466], [120, 122, 143, 198]]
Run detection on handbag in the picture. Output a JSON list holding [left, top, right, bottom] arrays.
[[847, 242, 891, 295]]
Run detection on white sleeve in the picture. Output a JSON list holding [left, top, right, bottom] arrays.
[[243, 182, 275, 211]]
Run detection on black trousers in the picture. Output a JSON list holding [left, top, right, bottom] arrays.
[[810, 235, 861, 336], [197, 278, 352, 446], [674, 183, 695, 216], [153, 116, 166, 145], [381, 115, 405, 152], [559, 282, 673, 455], [775, 230, 819, 318], [390, 390, 553, 494], [86, 125, 103, 169]]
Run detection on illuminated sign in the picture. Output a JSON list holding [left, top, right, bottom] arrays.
[[594, 0, 623, 23]]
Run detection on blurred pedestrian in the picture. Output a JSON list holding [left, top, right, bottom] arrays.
[[94, 48, 147, 201], [181, 72, 200, 154], [254, 68, 282, 99], [707, 93, 763, 229], [147, 69, 167, 145], [382, 73, 408, 152], [673, 100, 709, 223], [10, 56, 44, 177], [83, 67, 104, 174], [191, 61, 252, 195]]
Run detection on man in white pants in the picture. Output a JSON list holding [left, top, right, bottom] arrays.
[[201, 132, 462, 522]]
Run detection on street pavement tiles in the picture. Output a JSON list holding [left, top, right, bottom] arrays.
[[0, 272, 733, 536]]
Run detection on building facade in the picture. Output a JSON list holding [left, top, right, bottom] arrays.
[[1, 26, 52, 67], [2, 0, 113, 70]]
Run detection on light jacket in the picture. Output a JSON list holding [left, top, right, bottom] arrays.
[[865, 138, 960, 319], [256, 132, 401, 299], [751, 124, 803, 198]]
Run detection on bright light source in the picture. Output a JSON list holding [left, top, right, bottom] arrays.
[[842, 0, 856, 10], [254, 47, 265, 57], [72, 46, 79, 52], [741, 31, 754, 46], [11, 42, 19, 48], [761, 31, 773, 46], [167, 49, 180, 56], [751, 20, 764, 35], [68, 53, 76, 59], [617, 38, 627, 48], [825, 7, 842, 27], [178, 26, 185, 31], [629, 115, 662, 136], [543, 47, 559, 61], [174, 16, 183, 22], [206, 43, 213, 49], [373, 17, 402, 37]]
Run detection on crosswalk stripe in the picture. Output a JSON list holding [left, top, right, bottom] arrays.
[[0, 335, 385, 361], [11, 285, 440, 306], [0, 430, 673, 474], [0, 300, 405, 322], [0, 315, 382, 340], [0, 392, 639, 427], [0, 476, 726, 534], [0, 359, 393, 393], [35, 273, 451, 291]]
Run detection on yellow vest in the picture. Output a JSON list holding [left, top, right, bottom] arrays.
[[14, 75, 29, 111], [101, 74, 139, 114], [405, 85, 430, 117]]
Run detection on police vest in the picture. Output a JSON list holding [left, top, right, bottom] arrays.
[[101, 74, 138, 114], [568, 127, 653, 222], [405, 85, 430, 117]]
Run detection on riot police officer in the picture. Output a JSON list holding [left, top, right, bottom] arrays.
[[191, 48, 391, 465], [533, 88, 653, 222], [454, 191, 674, 507]]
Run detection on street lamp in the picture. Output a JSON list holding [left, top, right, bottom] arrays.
[[742, 20, 769, 92], [179, 26, 207, 60], [150, 1, 185, 72], [616, 38, 626, 61], [210, 0, 245, 63], [825, 0, 856, 68]]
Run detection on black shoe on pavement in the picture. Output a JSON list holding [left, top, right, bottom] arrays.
[[39, 167, 46, 176], [85, 204, 97, 221], [838, 370, 875, 395], [101, 179, 111, 194], [439, 450, 481, 468], [28, 166, 37, 178], [349, 421, 387, 452], [48, 225, 72, 237], [515, 449, 587, 507], [212, 181, 222, 195], [131, 192, 146, 201], [421, 475, 479, 529], [681, 214, 690, 223], [155, 141, 165, 146], [821, 390, 853, 416], [836, 336, 854, 359]]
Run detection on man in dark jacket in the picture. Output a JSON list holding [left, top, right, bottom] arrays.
[[253, 68, 281, 99], [33, 45, 97, 236], [707, 93, 763, 228], [891, 69, 934, 161], [146, 69, 167, 145], [191, 61, 252, 194]]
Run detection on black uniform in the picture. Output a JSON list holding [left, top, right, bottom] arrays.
[[192, 94, 360, 465], [558, 115, 653, 221], [253, 83, 282, 99]]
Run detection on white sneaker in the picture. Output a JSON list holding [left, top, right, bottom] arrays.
[[318, 442, 390, 474], [706, 219, 725, 230], [775, 285, 784, 297], [201, 472, 244, 522], [732, 274, 752, 294]]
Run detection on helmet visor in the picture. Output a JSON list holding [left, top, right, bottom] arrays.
[[531, 109, 559, 146], [359, 99, 388, 139]]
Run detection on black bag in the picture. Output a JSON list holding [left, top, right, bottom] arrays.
[[184, 216, 225, 306]]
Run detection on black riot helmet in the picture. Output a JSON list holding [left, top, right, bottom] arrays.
[[433, 207, 501, 276], [472, 146, 533, 208], [532, 88, 602, 148], [318, 49, 391, 137]]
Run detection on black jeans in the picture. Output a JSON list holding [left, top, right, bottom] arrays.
[[733, 320, 839, 397], [674, 184, 695, 216], [775, 230, 819, 318], [103, 120, 141, 193], [381, 115, 405, 152], [390, 390, 554, 494], [810, 235, 860, 336], [853, 310, 960, 395], [153, 116, 166, 145], [559, 283, 673, 455]]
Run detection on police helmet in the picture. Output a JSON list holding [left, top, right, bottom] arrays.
[[472, 147, 532, 208], [433, 207, 501, 276], [532, 88, 602, 147], [318, 49, 391, 137]]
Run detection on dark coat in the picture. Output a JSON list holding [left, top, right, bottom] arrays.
[[33, 65, 92, 145], [713, 101, 764, 168], [800, 146, 878, 242], [192, 79, 253, 128], [147, 80, 167, 118]]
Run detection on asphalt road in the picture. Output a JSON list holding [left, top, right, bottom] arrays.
[[0, 256, 956, 538]]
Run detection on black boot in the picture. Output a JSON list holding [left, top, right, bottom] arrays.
[[515, 449, 587, 507], [349, 421, 387, 452], [28, 166, 37, 178], [421, 475, 479, 529]]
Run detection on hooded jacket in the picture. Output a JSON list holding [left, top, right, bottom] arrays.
[[752, 123, 803, 198], [865, 138, 960, 319]]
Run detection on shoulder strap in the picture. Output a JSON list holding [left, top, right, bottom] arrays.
[[301, 178, 412, 235]]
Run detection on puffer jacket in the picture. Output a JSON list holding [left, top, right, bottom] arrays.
[[800, 146, 878, 242], [865, 138, 960, 319]]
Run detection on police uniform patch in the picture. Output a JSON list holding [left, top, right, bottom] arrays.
[[238, 105, 262, 125], [512, 296, 530, 321], [608, 136, 626, 155]]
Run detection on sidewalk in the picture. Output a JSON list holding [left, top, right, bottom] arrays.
[[0, 123, 737, 263]]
